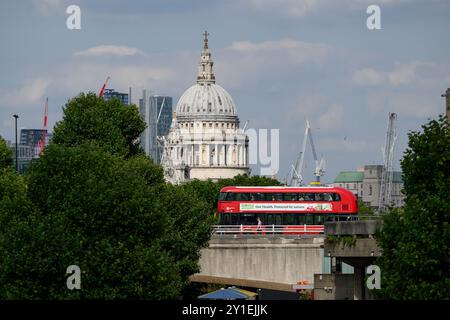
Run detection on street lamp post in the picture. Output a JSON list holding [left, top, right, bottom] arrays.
[[13, 114, 19, 172]]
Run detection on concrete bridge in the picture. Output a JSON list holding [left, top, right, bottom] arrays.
[[190, 220, 383, 299], [190, 235, 325, 292]]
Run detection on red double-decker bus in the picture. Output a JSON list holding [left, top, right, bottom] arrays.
[[217, 186, 358, 234]]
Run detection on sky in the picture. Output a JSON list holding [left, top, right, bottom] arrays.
[[0, 0, 449, 183]]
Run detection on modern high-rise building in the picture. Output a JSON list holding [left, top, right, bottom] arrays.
[[443, 88, 450, 125], [103, 89, 129, 105], [6, 140, 34, 173], [139, 92, 173, 163], [20, 129, 47, 158]]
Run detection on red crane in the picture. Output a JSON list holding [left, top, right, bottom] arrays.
[[99, 76, 110, 98], [37, 97, 48, 156]]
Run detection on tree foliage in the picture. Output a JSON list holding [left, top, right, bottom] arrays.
[[0, 136, 13, 169], [0, 93, 213, 299], [376, 115, 450, 299], [0, 142, 217, 299], [52, 92, 146, 158]]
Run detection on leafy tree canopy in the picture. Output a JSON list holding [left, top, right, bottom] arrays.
[[52, 92, 146, 158], [0, 142, 216, 299], [0, 136, 13, 169], [376, 115, 450, 299]]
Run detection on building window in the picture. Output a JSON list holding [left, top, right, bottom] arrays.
[[369, 185, 373, 195]]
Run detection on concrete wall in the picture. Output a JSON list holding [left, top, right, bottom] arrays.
[[325, 220, 383, 236], [194, 237, 324, 291], [314, 274, 354, 300]]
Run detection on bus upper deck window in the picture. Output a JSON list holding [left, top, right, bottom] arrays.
[[219, 192, 228, 201]]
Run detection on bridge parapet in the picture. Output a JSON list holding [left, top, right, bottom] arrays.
[[325, 220, 383, 236]]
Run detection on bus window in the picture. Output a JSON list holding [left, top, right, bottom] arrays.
[[252, 193, 264, 201], [219, 192, 228, 201], [267, 214, 274, 225], [284, 193, 298, 201], [316, 193, 326, 201], [241, 213, 257, 224], [325, 215, 335, 222], [272, 193, 284, 201], [318, 193, 341, 201], [332, 193, 341, 201], [236, 193, 251, 201], [300, 193, 315, 201], [305, 215, 314, 225], [315, 215, 325, 224], [231, 214, 239, 224], [275, 214, 282, 225], [298, 215, 306, 225], [284, 214, 298, 225], [226, 193, 236, 201]]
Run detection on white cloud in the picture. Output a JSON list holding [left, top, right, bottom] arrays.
[[74, 45, 145, 57], [319, 137, 368, 153], [318, 104, 344, 131], [352, 61, 432, 86], [227, 39, 331, 64], [244, 0, 419, 18], [352, 68, 384, 86], [32, 0, 64, 15], [387, 62, 427, 86], [247, 0, 320, 17], [218, 39, 333, 87], [367, 91, 439, 118], [0, 78, 51, 108]]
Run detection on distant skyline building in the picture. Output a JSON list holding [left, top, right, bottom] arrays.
[[443, 88, 450, 126], [103, 88, 129, 105], [139, 92, 173, 163], [334, 165, 404, 209], [19, 129, 49, 158], [6, 140, 33, 173]]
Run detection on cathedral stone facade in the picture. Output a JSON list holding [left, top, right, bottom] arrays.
[[161, 32, 249, 183]]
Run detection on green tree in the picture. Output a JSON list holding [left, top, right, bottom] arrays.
[[0, 143, 184, 299], [376, 115, 450, 299], [52, 92, 146, 158], [358, 199, 375, 215], [0, 91, 214, 299], [0, 136, 13, 169]]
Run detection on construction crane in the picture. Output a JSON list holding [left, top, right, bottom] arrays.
[[99, 76, 111, 98], [37, 97, 48, 156], [378, 113, 398, 212], [289, 120, 325, 186]]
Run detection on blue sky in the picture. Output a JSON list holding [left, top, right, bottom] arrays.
[[1, 0, 449, 182]]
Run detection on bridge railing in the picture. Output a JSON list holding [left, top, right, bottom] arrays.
[[212, 224, 324, 235]]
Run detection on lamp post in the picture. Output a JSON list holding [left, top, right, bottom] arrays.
[[13, 114, 19, 172]]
